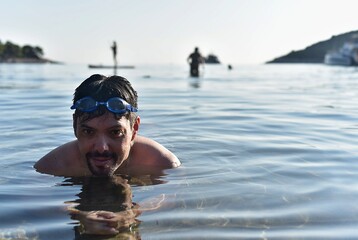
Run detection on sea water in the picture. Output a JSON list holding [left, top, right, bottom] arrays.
[[0, 63, 358, 239]]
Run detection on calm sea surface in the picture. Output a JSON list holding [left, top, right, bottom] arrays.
[[1, 63, 358, 239]]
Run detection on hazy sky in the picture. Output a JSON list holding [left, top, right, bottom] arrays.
[[2, 0, 358, 65]]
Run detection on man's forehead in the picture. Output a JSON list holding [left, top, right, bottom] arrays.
[[77, 113, 129, 126]]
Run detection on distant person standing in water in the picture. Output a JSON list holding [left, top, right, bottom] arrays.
[[187, 47, 204, 77], [111, 41, 117, 67]]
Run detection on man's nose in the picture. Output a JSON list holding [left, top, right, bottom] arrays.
[[93, 135, 110, 153]]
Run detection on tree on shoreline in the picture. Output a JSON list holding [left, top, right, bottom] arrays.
[[0, 40, 44, 60]]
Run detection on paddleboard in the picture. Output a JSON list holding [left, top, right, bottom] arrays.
[[88, 64, 135, 69]]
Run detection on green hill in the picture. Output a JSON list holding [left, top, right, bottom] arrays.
[[0, 40, 59, 63], [266, 30, 358, 64]]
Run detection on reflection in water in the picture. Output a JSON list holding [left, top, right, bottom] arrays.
[[189, 77, 201, 88], [64, 176, 141, 239]]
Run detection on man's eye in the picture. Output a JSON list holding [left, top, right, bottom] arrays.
[[111, 129, 124, 137], [82, 129, 94, 135]]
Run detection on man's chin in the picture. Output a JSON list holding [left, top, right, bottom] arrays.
[[87, 160, 115, 176]]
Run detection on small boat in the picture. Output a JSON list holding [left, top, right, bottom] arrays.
[[88, 64, 135, 69], [324, 38, 358, 66], [324, 52, 353, 66]]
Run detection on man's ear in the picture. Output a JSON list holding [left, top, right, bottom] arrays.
[[131, 116, 140, 141], [73, 114, 78, 138]]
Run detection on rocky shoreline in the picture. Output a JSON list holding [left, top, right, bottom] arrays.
[[0, 58, 61, 64]]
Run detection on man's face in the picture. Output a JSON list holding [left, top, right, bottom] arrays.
[[75, 112, 138, 176]]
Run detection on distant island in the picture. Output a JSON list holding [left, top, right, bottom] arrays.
[[204, 54, 221, 64], [266, 30, 358, 64], [0, 40, 60, 64]]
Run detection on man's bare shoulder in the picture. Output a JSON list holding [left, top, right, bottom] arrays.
[[34, 136, 180, 176], [131, 136, 181, 168], [34, 140, 85, 176]]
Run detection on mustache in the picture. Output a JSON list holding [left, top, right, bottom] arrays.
[[86, 151, 117, 159]]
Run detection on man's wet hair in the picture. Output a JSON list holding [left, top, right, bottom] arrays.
[[72, 74, 138, 128]]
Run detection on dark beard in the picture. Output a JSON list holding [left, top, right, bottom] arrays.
[[85, 151, 118, 176]]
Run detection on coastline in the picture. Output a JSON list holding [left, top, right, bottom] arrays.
[[266, 29, 358, 64], [0, 58, 62, 64]]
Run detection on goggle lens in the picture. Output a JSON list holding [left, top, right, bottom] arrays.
[[77, 97, 97, 112], [107, 98, 126, 112]]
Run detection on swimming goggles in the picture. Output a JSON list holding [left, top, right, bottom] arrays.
[[70, 96, 138, 114]]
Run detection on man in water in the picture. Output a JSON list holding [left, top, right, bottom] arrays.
[[34, 74, 181, 177], [187, 47, 204, 77]]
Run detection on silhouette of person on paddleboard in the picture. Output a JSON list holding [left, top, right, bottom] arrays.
[[111, 41, 117, 67]]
